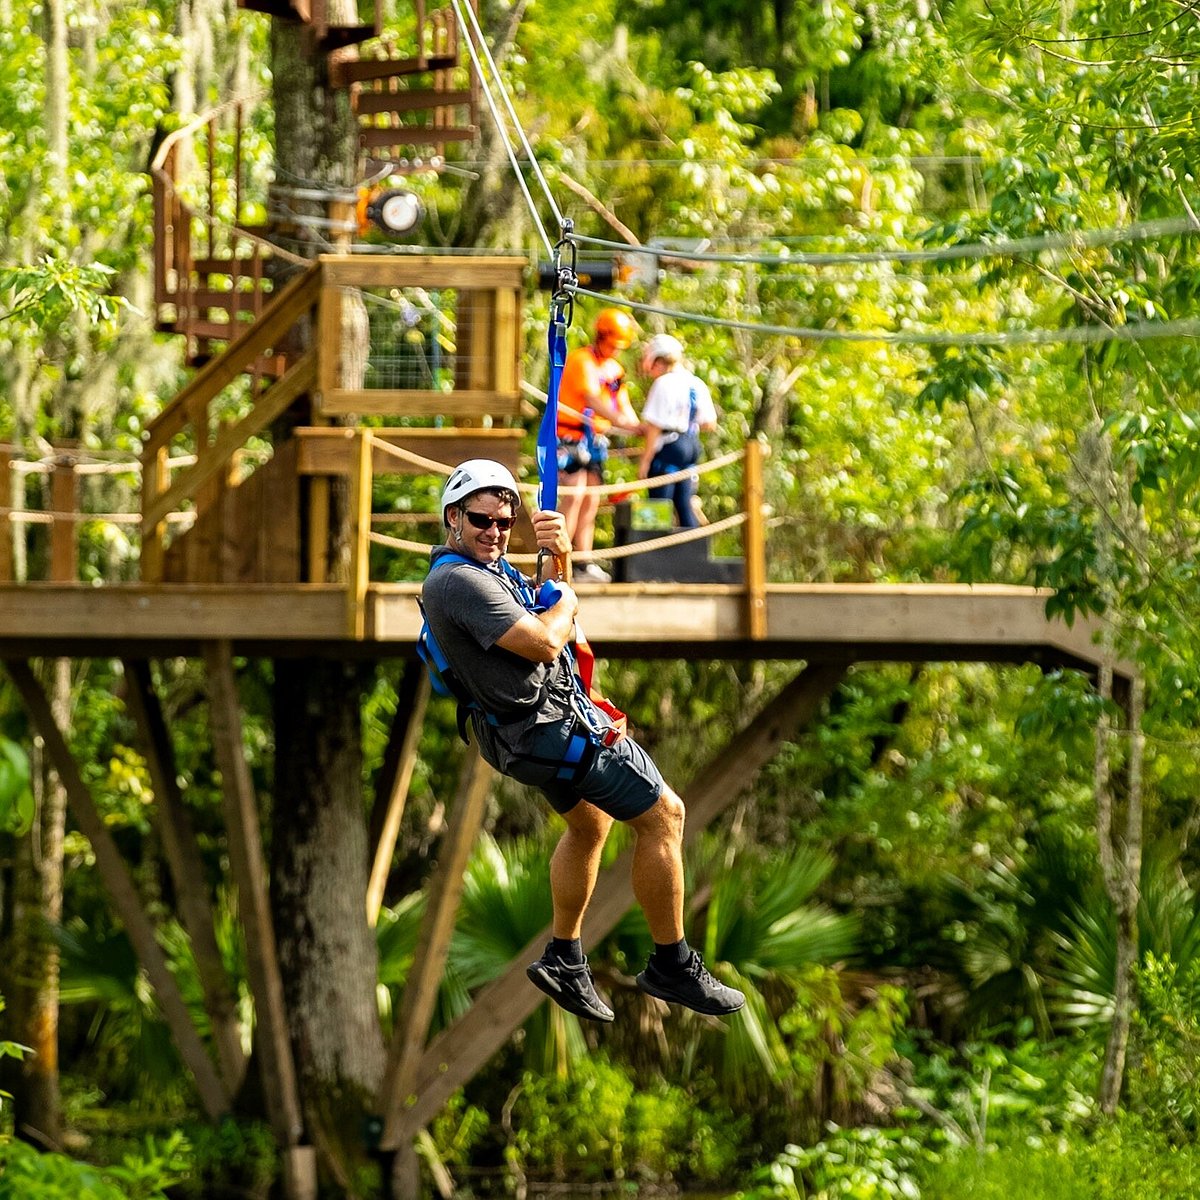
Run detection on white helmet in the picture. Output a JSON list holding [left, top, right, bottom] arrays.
[[641, 333, 684, 373], [440, 459, 521, 523]]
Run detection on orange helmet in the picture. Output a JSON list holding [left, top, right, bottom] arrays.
[[594, 308, 637, 351]]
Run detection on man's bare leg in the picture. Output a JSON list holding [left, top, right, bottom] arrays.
[[550, 800, 613, 938], [627, 787, 686, 944], [527, 800, 616, 1022], [628, 787, 746, 1015]]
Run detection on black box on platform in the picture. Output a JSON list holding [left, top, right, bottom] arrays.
[[612, 500, 745, 584]]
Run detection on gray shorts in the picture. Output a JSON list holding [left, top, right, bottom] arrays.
[[473, 706, 664, 822]]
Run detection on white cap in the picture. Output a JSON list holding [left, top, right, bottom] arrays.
[[440, 459, 521, 523], [641, 333, 684, 373]]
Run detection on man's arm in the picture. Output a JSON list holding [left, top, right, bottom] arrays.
[[494, 508, 578, 663], [495, 590, 579, 663]]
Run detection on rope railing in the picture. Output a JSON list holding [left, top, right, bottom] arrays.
[[345, 428, 768, 638], [4, 454, 200, 476], [368, 435, 744, 498], [0, 506, 196, 527], [368, 511, 749, 565]]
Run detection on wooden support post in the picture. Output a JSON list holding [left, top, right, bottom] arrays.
[[141, 445, 170, 582], [306, 475, 330, 583], [3, 659, 231, 1122], [316, 263, 342, 404], [347, 430, 373, 639], [366, 667, 431, 926], [204, 641, 313, 1199], [382, 663, 846, 1146], [743, 438, 767, 640], [378, 745, 493, 1150], [0, 449, 11, 583], [50, 453, 78, 582], [492, 286, 519, 399], [123, 658, 248, 1095]]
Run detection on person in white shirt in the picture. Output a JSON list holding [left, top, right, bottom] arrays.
[[636, 334, 718, 528]]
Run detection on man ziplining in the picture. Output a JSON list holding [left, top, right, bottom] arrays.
[[419, 458, 745, 1022]]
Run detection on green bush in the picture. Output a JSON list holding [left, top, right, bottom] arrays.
[[1129, 952, 1200, 1134], [503, 1055, 744, 1187], [900, 1025, 1098, 1143], [0, 1132, 188, 1200], [174, 1118, 277, 1199], [739, 1125, 939, 1199], [918, 1118, 1200, 1200]]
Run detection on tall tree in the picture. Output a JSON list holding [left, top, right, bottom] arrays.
[[266, 9, 384, 1186], [5, 1, 73, 1149]]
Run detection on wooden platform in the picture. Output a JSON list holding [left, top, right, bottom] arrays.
[[0, 581, 1128, 679]]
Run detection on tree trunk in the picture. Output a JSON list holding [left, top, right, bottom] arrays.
[[1082, 417, 1143, 1114], [265, 13, 384, 1189], [7, 659, 69, 1149], [271, 658, 385, 1182]]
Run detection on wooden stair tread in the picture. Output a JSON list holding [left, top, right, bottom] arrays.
[[360, 126, 477, 148], [334, 55, 458, 86], [236, 0, 309, 18], [164, 288, 269, 309], [318, 24, 381, 49], [174, 318, 261, 342], [355, 88, 473, 116], [190, 256, 271, 278]]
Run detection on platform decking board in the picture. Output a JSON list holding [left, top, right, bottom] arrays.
[[0, 582, 1126, 677]]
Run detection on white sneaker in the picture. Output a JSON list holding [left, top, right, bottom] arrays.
[[575, 563, 611, 583]]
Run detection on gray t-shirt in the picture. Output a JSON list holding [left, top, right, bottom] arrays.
[[421, 546, 576, 728]]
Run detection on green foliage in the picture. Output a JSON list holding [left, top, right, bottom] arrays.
[[0, 734, 33, 835], [0, 259, 127, 331], [918, 1116, 1200, 1200], [907, 1027, 1100, 1141], [502, 1054, 744, 1187], [742, 1124, 941, 1200], [0, 993, 30, 1096], [0, 1132, 189, 1200], [173, 1119, 277, 1200], [1048, 852, 1200, 1032]]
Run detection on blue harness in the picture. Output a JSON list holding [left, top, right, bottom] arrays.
[[417, 553, 613, 781]]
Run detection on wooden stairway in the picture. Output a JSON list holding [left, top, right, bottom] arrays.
[[239, 0, 479, 167], [152, 3, 479, 366]]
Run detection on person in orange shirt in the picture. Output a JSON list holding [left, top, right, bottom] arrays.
[[556, 309, 642, 582]]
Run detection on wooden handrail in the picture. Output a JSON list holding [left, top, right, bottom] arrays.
[[142, 264, 321, 455], [142, 351, 317, 535]]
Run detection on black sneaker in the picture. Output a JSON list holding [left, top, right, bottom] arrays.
[[636, 950, 746, 1016], [526, 945, 615, 1022]]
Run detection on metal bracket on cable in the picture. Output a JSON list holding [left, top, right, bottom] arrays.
[[551, 219, 577, 330]]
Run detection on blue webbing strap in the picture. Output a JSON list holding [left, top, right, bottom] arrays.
[[538, 313, 568, 514]]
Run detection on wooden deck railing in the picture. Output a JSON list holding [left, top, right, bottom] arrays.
[[343, 430, 771, 641], [137, 254, 525, 583], [150, 97, 276, 364]]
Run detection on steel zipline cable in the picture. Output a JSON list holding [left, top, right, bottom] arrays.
[[570, 285, 1200, 348], [446, 0, 561, 257], [569, 214, 1200, 268], [453, 0, 565, 232]]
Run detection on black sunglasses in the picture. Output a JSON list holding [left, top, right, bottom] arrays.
[[463, 510, 516, 532]]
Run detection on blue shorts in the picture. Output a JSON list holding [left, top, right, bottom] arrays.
[[474, 706, 664, 822]]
